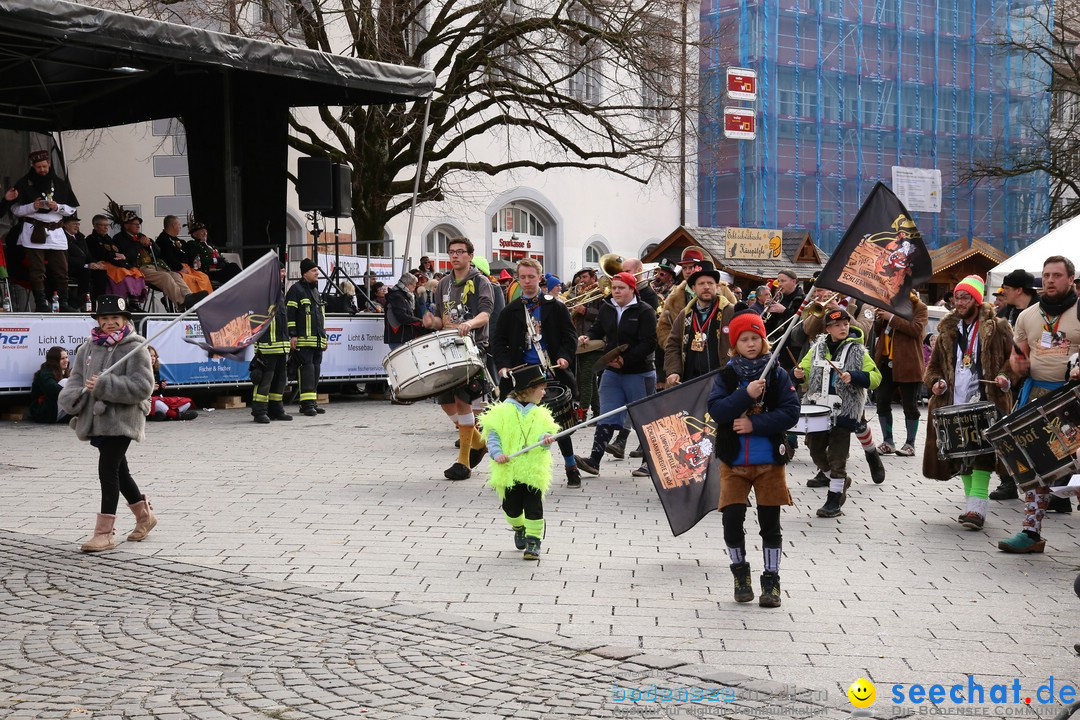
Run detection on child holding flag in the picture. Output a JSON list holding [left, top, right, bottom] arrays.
[[480, 365, 559, 561], [707, 307, 800, 607]]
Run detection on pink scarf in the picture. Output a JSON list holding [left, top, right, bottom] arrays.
[[91, 324, 132, 347]]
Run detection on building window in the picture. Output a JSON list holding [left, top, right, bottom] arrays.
[[584, 240, 609, 265], [568, 5, 602, 104], [492, 205, 546, 265], [424, 225, 462, 271]]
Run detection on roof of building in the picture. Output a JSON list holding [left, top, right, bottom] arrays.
[[930, 237, 1009, 275], [643, 226, 830, 281], [0, 0, 434, 131]]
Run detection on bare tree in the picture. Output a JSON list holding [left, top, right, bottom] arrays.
[[80, 0, 719, 246], [963, 1, 1080, 228]]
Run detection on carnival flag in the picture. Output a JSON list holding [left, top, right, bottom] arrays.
[[627, 370, 722, 537], [815, 182, 932, 320], [183, 251, 281, 361]]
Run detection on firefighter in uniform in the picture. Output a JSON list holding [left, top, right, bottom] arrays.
[[251, 261, 292, 424], [287, 258, 328, 417]]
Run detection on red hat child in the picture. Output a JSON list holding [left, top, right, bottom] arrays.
[[727, 309, 767, 342]]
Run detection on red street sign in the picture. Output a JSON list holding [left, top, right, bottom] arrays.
[[726, 68, 757, 101], [724, 107, 756, 140]]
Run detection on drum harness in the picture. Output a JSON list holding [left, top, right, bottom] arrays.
[[805, 340, 858, 420]]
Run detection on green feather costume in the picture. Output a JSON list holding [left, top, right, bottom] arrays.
[[479, 401, 560, 499]]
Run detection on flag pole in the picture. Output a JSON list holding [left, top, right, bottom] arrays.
[[759, 284, 817, 381], [506, 367, 725, 459], [400, 96, 432, 271], [506, 405, 627, 459], [90, 251, 279, 384]]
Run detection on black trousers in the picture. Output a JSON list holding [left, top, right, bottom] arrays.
[[875, 363, 920, 421], [502, 483, 543, 521], [296, 347, 322, 404], [722, 503, 782, 550], [254, 353, 288, 404], [68, 267, 107, 308], [92, 436, 142, 514]]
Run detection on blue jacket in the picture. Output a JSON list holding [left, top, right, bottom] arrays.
[[707, 358, 800, 466]]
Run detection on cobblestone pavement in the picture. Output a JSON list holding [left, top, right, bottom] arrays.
[[0, 532, 843, 719], [2, 395, 1079, 718]]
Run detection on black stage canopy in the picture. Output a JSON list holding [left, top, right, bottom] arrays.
[[0, 0, 434, 256]]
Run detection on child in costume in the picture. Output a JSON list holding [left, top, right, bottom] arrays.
[[480, 364, 559, 560], [147, 346, 198, 421], [707, 307, 800, 607], [794, 309, 882, 519]]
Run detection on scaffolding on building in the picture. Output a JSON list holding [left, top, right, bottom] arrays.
[[699, 0, 1052, 254]]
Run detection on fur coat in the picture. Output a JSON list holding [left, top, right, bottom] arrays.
[[58, 329, 154, 442], [873, 295, 928, 383], [922, 302, 1015, 480]]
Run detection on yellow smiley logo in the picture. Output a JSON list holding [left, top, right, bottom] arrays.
[[847, 678, 876, 708]]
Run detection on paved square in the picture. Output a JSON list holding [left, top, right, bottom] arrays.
[[1, 396, 1078, 718]]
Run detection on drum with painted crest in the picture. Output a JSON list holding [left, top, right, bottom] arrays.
[[382, 330, 487, 401], [984, 382, 1080, 490], [932, 401, 999, 460]]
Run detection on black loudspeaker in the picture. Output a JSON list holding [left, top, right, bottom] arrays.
[[331, 163, 352, 218], [297, 156, 333, 212]]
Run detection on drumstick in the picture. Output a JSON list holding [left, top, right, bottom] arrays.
[[786, 347, 798, 366]]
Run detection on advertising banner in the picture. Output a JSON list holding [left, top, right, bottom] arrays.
[[723, 107, 756, 140], [0, 314, 96, 393], [1, 312, 392, 392], [322, 315, 391, 379], [144, 316, 251, 385]]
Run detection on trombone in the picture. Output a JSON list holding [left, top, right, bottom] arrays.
[[765, 292, 840, 342], [564, 253, 653, 309]]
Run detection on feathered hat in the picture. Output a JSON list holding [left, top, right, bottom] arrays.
[[103, 194, 141, 225], [185, 211, 206, 234]]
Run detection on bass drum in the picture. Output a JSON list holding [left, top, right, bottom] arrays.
[[382, 330, 487, 401]]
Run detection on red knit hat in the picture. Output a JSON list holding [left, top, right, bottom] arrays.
[[728, 310, 767, 342], [612, 271, 639, 294]]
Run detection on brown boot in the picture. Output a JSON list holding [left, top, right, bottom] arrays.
[[80, 513, 117, 553], [127, 497, 157, 541]]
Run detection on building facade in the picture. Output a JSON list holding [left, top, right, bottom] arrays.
[[699, 0, 1052, 254]]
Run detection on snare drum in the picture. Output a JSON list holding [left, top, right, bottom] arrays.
[[932, 401, 998, 460], [542, 382, 577, 431], [793, 405, 832, 434], [382, 330, 487, 401], [985, 382, 1080, 490]]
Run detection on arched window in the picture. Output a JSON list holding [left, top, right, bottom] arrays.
[[423, 224, 464, 271], [491, 204, 545, 265], [583, 240, 609, 266]]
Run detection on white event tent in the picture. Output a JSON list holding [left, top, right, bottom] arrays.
[[987, 216, 1080, 290]]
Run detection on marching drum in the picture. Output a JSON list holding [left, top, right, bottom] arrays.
[[382, 330, 487, 401], [932, 401, 999, 461], [793, 405, 832, 434], [542, 382, 578, 432], [984, 382, 1080, 490]]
